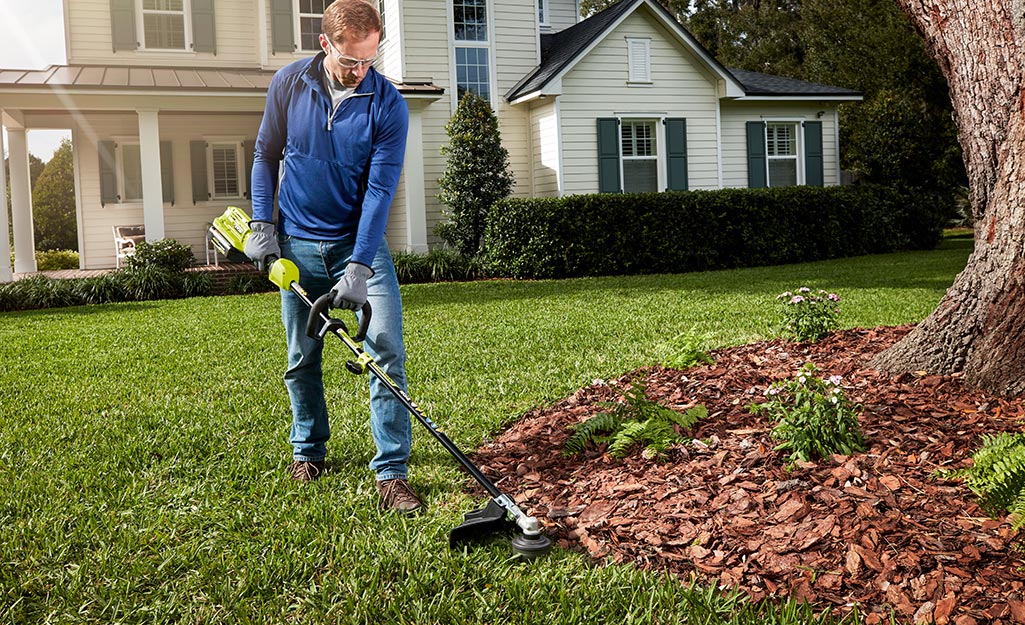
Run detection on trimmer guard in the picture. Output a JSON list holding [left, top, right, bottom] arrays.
[[449, 499, 514, 548]]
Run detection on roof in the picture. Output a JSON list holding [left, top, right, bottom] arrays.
[[507, 0, 638, 101], [727, 68, 862, 98], [506, 0, 859, 103], [0, 64, 443, 96]]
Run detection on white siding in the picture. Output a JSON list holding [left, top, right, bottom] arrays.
[[529, 99, 560, 196], [494, 0, 539, 201], [719, 101, 841, 188], [557, 8, 720, 195], [68, 0, 262, 68], [75, 112, 260, 269], [544, 0, 579, 33]]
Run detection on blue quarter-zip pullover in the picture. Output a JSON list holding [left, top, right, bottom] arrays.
[[251, 53, 408, 267]]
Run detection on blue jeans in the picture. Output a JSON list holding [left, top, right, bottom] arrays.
[[278, 235, 411, 482]]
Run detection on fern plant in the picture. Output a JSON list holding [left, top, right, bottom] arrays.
[[563, 378, 707, 460], [944, 432, 1025, 531]]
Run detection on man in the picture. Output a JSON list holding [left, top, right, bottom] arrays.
[[245, 0, 421, 513]]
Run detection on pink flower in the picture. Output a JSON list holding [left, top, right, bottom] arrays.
[[827, 293, 841, 302], [790, 295, 805, 304]]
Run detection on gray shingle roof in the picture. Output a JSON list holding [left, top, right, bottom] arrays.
[[727, 68, 861, 97]]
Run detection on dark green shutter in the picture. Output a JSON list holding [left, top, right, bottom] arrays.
[[160, 141, 175, 205], [110, 0, 137, 51], [665, 118, 688, 191], [191, 141, 208, 204], [191, 0, 217, 53], [99, 141, 118, 206], [804, 121, 824, 187], [597, 118, 621, 193], [243, 140, 255, 199], [271, 0, 295, 53], [746, 121, 767, 189]]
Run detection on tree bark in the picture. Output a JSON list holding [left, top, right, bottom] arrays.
[[870, 1, 1025, 394]]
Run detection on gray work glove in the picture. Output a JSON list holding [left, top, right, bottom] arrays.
[[244, 220, 280, 271], [330, 262, 374, 310]]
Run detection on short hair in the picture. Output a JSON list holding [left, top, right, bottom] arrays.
[[322, 0, 382, 44]]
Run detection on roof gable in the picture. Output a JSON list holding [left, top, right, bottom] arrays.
[[507, 0, 744, 102]]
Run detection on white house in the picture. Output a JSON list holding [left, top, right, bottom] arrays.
[[0, 0, 861, 278]]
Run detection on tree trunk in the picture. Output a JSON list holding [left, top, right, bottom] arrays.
[[870, 1, 1025, 395]]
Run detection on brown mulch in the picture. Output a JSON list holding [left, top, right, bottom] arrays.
[[470, 325, 1025, 625]]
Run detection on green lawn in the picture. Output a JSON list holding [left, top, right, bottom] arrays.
[[0, 235, 972, 624]]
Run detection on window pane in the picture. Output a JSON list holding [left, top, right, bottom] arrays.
[[621, 122, 654, 157], [143, 14, 185, 48], [623, 160, 657, 193], [621, 125, 634, 157], [144, 0, 183, 10], [212, 145, 240, 197], [453, 0, 487, 41], [300, 16, 321, 50], [122, 145, 143, 201], [768, 159, 798, 187], [767, 123, 796, 156], [455, 46, 489, 100]]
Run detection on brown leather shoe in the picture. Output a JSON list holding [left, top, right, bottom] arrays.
[[288, 460, 326, 482], [377, 478, 423, 513]]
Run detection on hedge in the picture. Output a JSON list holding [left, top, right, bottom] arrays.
[[480, 184, 947, 279]]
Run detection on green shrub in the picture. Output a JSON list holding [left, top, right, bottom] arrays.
[[480, 184, 946, 279], [436, 92, 515, 256], [750, 363, 865, 465], [777, 287, 842, 343], [943, 432, 1025, 531], [0, 275, 80, 311], [392, 248, 482, 283], [123, 239, 195, 273], [72, 274, 125, 305], [564, 378, 707, 460], [35, 249, 80, 271]]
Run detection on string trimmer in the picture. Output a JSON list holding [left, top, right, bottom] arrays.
[[209, 207, 553, 560]]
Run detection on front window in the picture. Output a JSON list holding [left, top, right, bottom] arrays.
[[207, 142, 246, 199], [621, 121, 658, 193], [453, 0, 491, 101], [766, 122, 799, 187], [140, 0, 187, 49], [538, 0, 547, 25], [297, 0, 331, 52]]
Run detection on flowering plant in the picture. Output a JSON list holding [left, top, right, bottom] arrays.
[[776, 287, 841, 343], [750, 363, 865, 465]]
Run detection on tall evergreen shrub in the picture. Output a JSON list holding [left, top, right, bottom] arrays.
[[436, 92, 515, 256]]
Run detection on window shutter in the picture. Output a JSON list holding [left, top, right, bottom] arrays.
[[191, 0, 217, 53], [597, 118, 621, 193], [110, 0, 137, 51], [271, 0, 295, 53], [99, 141, 119, 206], [746, 121, 767, 189], [665, 118, 688, 191], [627, 39, 651, 83], [804, 121, 824, 187], [160, 141, 175, 205], [243, 140, 255, 199], [191, 140, 209, 204]]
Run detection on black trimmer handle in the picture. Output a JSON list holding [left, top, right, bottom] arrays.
[[306, 294, 372, 343]]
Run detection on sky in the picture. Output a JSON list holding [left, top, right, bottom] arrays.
[[0, 0, 71, 163]]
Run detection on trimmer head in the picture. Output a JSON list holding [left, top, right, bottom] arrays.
[[450, 499, 553, 559]]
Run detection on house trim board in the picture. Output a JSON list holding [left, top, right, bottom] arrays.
[[72, 125, 87, 268], [0, 123, 10, 281]]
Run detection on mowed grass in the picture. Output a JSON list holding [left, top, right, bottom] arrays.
[[0, 235, 972, 624]]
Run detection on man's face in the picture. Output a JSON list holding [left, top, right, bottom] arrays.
[[320, 30, 380, 89]]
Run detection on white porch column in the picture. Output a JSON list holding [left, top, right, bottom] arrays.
[[7, 123, 37, 274], [403, 106, 429, 253], [0, 121, 12, 282], [137, 109, 165, 241]]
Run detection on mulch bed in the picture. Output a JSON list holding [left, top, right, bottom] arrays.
[[470, 325, 1025, 624]]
